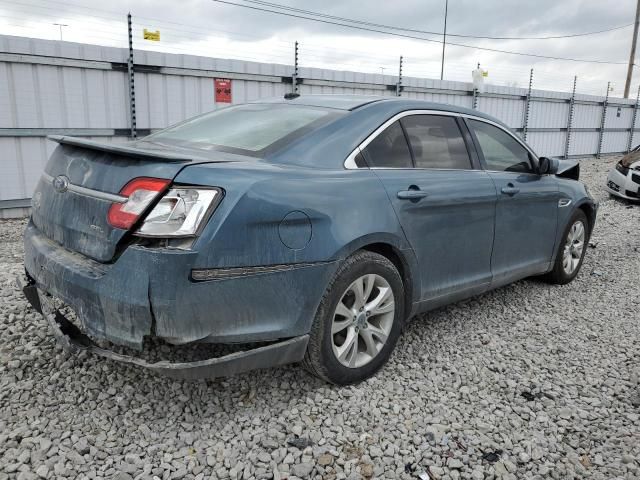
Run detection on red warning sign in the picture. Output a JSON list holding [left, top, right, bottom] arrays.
[[215, 78, 232, 103]]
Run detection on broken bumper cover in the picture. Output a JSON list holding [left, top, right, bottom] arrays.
[[22, 221, 336, 349], [18, 276, 309, 380]]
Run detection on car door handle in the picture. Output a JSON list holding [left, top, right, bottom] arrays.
[[397, 190, 429, 200], [501, 186, 520, 196]]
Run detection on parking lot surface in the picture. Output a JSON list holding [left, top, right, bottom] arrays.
[[1, 156, 639, 480]]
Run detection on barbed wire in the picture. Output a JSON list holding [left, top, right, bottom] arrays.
[[1, 0, 638, 98]]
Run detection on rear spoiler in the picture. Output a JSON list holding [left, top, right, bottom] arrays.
[[47, 135, 196, 162]]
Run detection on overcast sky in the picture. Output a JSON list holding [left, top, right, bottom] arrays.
[[1, 0, 638, 96]]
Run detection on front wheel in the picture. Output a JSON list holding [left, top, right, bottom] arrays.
[[542, 210, 589, 285], [303, 251, 405, 385]]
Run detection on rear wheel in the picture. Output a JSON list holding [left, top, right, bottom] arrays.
[[543, 210, 589, 285], [303, 251, 405, 385]]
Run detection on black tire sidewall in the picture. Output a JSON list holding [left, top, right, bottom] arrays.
[[315, 252, 405, 385]]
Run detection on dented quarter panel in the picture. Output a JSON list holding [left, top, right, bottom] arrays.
[[175, 162, 414, 269], [24, 219, 340, 347]]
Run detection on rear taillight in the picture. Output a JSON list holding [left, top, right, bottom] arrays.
[[135, 187, 221, 237], [107, 177, 170, 229]]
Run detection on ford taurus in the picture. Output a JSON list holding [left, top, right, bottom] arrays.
[[19, 95, 597, 385]]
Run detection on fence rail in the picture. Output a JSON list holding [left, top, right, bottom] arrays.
[[0, 33, 637, 217]]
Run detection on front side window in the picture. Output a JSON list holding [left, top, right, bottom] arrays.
[[401, 115, 472, 169], [468, 119, 534, 173], [362, 121, 412, 168]]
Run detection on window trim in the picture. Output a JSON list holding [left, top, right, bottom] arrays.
[[344, 109, 538, 171]]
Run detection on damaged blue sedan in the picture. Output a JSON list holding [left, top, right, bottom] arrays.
[[19, 95, 597, 385]]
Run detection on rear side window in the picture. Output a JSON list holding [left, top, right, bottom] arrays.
[[362, 121, 412, 168], [468, 119, 534, 173], [401, 115, 472, 169]]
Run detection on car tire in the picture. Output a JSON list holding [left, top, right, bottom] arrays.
[[542, 209, 589, 285], [302, 250, 405, 385]]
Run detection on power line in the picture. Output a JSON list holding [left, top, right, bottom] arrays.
[[211, 0, 629, 65], [240, 0, 633, 41]]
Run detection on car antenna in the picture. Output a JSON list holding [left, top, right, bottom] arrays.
[[284, 93, 300, 100]]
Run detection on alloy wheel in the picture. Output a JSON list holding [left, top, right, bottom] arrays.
[[330, 274, 395, 368], [562, 220, 586, 275]]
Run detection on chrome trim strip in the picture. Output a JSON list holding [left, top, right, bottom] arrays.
[[42, 173, 127, 203], [344, 109, 538, 170]]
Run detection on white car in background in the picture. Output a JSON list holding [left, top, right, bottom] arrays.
[[606, 146, 640, 201]]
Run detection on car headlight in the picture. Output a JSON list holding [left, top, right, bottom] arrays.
[[135, 187, 222, 237], [616, 161, 630, 176]]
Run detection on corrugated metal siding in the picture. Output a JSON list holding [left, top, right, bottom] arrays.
[[569, 131, 600, 156], [573, 104, 603, 129], [527, 131, 566, 157], [1, 33, 638, 217], [529, 100, 569, 129]]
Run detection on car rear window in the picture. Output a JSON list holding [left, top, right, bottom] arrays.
[[145, 104, 341, 155]]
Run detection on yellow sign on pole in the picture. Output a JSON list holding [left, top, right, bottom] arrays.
[[143, 29, 160, 41]]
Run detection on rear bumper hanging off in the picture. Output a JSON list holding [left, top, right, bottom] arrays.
[[17, 276, 309, 380]]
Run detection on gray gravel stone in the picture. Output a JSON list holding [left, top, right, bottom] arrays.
[[1, 156, 639, 479]]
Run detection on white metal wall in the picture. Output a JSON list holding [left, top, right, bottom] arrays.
[[1, 34, 638, 218]]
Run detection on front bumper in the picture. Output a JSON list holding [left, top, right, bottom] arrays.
[[606, 167, 640, 201], [18, 275, 309, 380]]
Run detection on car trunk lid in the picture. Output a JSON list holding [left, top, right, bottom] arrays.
[[31, 136, 206, 262]]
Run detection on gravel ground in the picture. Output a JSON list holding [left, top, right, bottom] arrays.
[[1, 156, 639, 480]]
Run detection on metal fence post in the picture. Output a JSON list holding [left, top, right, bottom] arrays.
[[627, 84, 640, 152], [127, 13, 136, 139], [596, 82, 610, 159], [396, 56, 403, 96], [563, 76, 577, 159], [292, 41, 299, 94], [522, 68, 534, 141], [472, 62, 480, 109]]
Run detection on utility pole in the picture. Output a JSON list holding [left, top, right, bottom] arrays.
[[53, 23, 68, 41], [624, 0, 640, 98], [440, 0, 448, 81]]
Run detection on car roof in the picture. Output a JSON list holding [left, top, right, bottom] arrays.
[[252, 94, 498, 121], [253, 94, 386, 110], [263, 95, 514, 168]]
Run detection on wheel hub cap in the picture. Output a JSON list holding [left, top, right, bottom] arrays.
[[355, 311, 367, 329]]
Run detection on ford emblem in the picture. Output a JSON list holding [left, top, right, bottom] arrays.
[[52, 175, 70, 193]]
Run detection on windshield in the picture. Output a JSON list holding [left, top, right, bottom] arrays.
[[145, 103, 342, 155]]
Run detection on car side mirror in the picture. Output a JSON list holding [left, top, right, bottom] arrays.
[[538, 157, 558, 175]]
